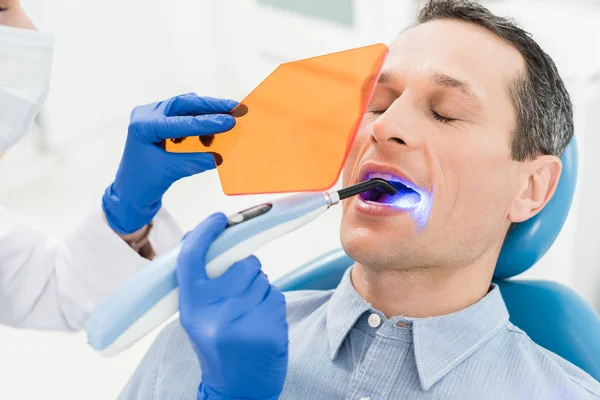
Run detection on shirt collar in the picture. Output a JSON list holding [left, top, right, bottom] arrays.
[[326, 267, 509, 391], [326, 267, 372, 361]]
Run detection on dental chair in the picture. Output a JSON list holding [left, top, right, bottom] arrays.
[[274, 139, 600, 381]]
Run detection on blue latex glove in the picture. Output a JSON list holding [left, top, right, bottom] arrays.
[[177, 213, 289, 400], [103, 93, 238, 234]]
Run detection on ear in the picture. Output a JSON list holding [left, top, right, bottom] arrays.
[[508, 155, 562, 223]]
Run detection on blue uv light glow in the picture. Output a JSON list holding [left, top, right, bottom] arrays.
[[361, 174, 433, 230], [405, 187, 433, 231]]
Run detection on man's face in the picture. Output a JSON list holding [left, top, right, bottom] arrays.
[[340, 19, 527, 271]]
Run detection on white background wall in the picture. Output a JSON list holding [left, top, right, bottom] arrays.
[[0, 0, 599, 398]]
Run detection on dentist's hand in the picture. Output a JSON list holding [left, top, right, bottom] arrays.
[[177, 213, 289, 400], [103, 93, 238, 235]]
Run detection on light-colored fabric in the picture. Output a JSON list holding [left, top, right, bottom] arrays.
[[0, 205, 182, 331], [119, 267, 600, 400]]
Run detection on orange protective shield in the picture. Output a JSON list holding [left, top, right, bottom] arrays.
[[165, 43, 388, 195]]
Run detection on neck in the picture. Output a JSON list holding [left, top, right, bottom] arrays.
[[351, 253, 497, 319]]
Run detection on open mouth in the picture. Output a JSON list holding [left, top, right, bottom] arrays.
[[359, 172, 422, 209]]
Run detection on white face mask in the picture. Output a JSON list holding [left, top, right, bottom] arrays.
[[0, 25, 54, 153]]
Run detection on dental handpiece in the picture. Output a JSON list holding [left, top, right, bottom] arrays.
[[85, 179, 395, 356]]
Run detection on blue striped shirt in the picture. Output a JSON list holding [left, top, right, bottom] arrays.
[[119, 268, 600, 399]]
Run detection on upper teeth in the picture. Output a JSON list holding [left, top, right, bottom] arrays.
[[368, 172, 412, 189]]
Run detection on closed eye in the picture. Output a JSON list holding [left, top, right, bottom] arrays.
[[368, 109, 456, 122], [431, 110, 455, 123]]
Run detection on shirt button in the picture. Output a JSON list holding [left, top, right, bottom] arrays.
[[359, 397, 371, 400], [368, 313, 381, 328]]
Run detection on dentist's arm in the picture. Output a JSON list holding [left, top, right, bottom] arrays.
[[0, 94, 238, 331], [177, 213, 289, 400]]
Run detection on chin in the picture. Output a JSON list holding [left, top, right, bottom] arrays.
[[339, 222, 410, 269], [339, 199, 426, 265]]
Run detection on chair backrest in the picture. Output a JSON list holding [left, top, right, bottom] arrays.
[[496, 279, 600, 380], [274, 138, 600, 381]]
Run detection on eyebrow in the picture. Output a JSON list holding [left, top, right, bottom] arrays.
[[377, 70, 479, 102], [377, 70, 394, 85], [430, 72, 478, 102]]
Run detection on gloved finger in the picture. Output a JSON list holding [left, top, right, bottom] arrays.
[[179, 267, 270, 330], [149, 114, 236, 143], [189, 255, 264, 301], [164, 153, 217, 179], [260, 287, 289, 330], [177, 213, 229, 284], [212, 270, 272, 321], [164, 93, 239, 117]]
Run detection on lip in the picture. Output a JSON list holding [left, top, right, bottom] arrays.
[[354, 198, 410, 217], [355, 162, 421, 189]]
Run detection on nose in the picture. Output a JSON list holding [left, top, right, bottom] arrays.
[[371, 98, 422, 150]]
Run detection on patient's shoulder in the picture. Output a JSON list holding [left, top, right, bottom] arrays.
[[283, 289, 333, 322], [118, 319, 199, 400], [502, 322, 600, 398], [283, 288, 333, 304]]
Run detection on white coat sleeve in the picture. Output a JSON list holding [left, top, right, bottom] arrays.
[[0, 205, 183, 331]]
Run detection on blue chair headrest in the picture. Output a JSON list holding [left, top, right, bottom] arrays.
[[494, 138, 577, 279]]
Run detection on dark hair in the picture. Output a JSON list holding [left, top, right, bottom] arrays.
[[418, 0, 573, 160]]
